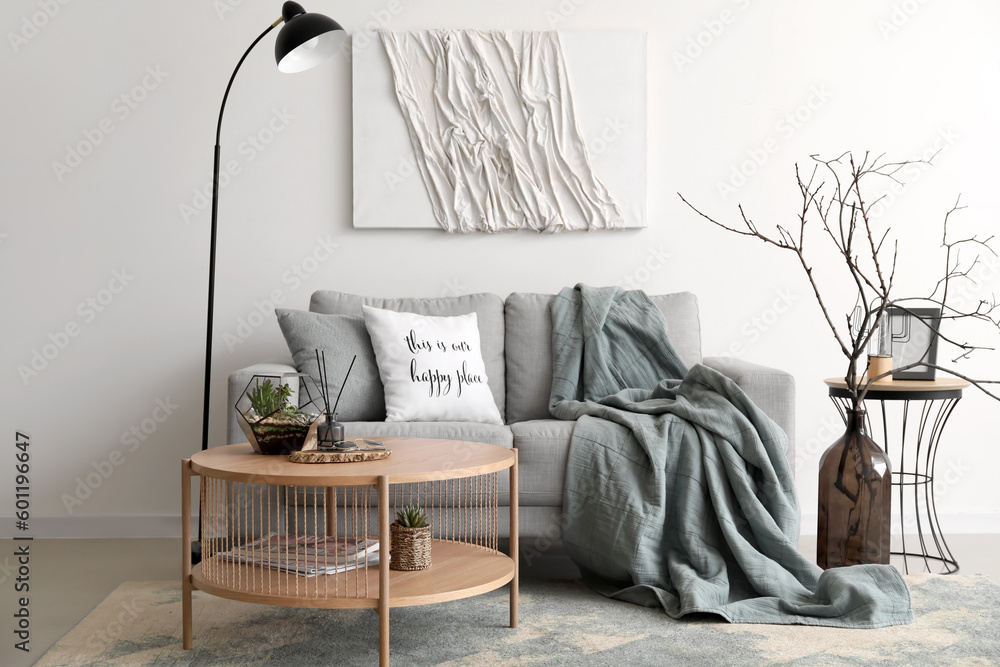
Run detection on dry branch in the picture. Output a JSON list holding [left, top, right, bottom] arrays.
[[679, 152, 1000, 411]]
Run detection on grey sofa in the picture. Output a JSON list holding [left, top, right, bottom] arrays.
[[227, 290, 796, 539]]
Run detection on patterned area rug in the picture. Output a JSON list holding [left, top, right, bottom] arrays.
[[37, 574, 1000, 666]]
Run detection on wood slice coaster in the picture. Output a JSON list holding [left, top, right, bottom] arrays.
[[288, 448, 392, 464]]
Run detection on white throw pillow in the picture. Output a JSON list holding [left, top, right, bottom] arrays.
[[361, 305, 503, 425]]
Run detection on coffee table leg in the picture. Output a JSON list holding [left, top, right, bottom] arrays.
[[510, 449, 519, 629], [378, 475, 390, 667], [181, 459, 193, 650]]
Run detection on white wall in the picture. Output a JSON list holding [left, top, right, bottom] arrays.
[[2, 0, 998, 537]]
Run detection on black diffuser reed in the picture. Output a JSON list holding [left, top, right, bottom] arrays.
[[315, 350, 356, 449]]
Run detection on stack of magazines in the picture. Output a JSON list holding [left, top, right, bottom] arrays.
[[221, 533, 380, 577]]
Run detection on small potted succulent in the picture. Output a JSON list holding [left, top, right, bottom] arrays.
[[390, 506, 432, 571], [235, 373, 323, 455]]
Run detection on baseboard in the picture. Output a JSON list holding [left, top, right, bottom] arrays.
[[799, 511, 1000, 536], [4, 515, 191, 539]]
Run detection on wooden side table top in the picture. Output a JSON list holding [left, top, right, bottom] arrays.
[[824, 377, 971, 392], [191, 437, 515, 486], [824, 377, 970, 401]]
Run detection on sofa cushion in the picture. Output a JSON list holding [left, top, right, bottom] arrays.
[[275, 309, 386, 421], [504, 291, 702, 423], [510, 419, 575, 507], [310, 291, 506, 422], [341, 422, 513, 448], [361, 306, 503, 424]]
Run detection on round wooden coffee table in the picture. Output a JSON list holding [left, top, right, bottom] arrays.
[[181, 437, 518, 666]]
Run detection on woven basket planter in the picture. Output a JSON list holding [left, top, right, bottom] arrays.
[[389, 522, 432, 571]]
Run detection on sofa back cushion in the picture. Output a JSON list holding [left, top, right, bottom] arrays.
[[504, 291, 703, 424], [310, 291, 506, 423], [275, 309, 386, 421]]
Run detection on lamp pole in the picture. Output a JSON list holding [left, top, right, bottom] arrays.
[[194, 1, 344, 563], [201, 19, 283, 455]]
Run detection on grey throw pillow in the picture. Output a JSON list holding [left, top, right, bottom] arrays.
[[275, 309, 386, 422]]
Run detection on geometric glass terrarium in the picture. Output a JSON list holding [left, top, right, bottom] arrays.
[[234, 373, 325, 455]]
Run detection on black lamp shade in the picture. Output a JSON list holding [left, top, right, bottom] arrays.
[[275, 1, 346, 73]]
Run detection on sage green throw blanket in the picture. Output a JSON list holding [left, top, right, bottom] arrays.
[[550, 285, 913, 628]]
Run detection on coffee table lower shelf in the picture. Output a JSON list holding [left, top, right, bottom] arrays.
[[189, 539, 515, 609]]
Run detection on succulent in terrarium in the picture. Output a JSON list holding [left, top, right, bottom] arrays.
[[247, 379, 295, 417], [236, 374, 322, 455], [395, 506, 429, 528]]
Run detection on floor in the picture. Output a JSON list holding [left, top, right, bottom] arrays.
[[2, 534, 998, 667]]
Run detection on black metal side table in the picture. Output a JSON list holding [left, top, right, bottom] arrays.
[[824, 377, 970, 574]]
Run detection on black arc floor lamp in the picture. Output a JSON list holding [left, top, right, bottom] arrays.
[[194, 2, 345, 562]]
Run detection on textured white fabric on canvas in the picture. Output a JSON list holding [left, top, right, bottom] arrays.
[[378, 29, 624, 233]]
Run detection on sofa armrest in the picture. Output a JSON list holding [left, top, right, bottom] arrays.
[[227, 362, 297, 445], [702, 356, 796, 469]]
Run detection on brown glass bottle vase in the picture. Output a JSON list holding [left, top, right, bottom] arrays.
[[817, 409, 892, 568]]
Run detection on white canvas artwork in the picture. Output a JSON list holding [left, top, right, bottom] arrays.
[[352, 31, 648, 230]]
